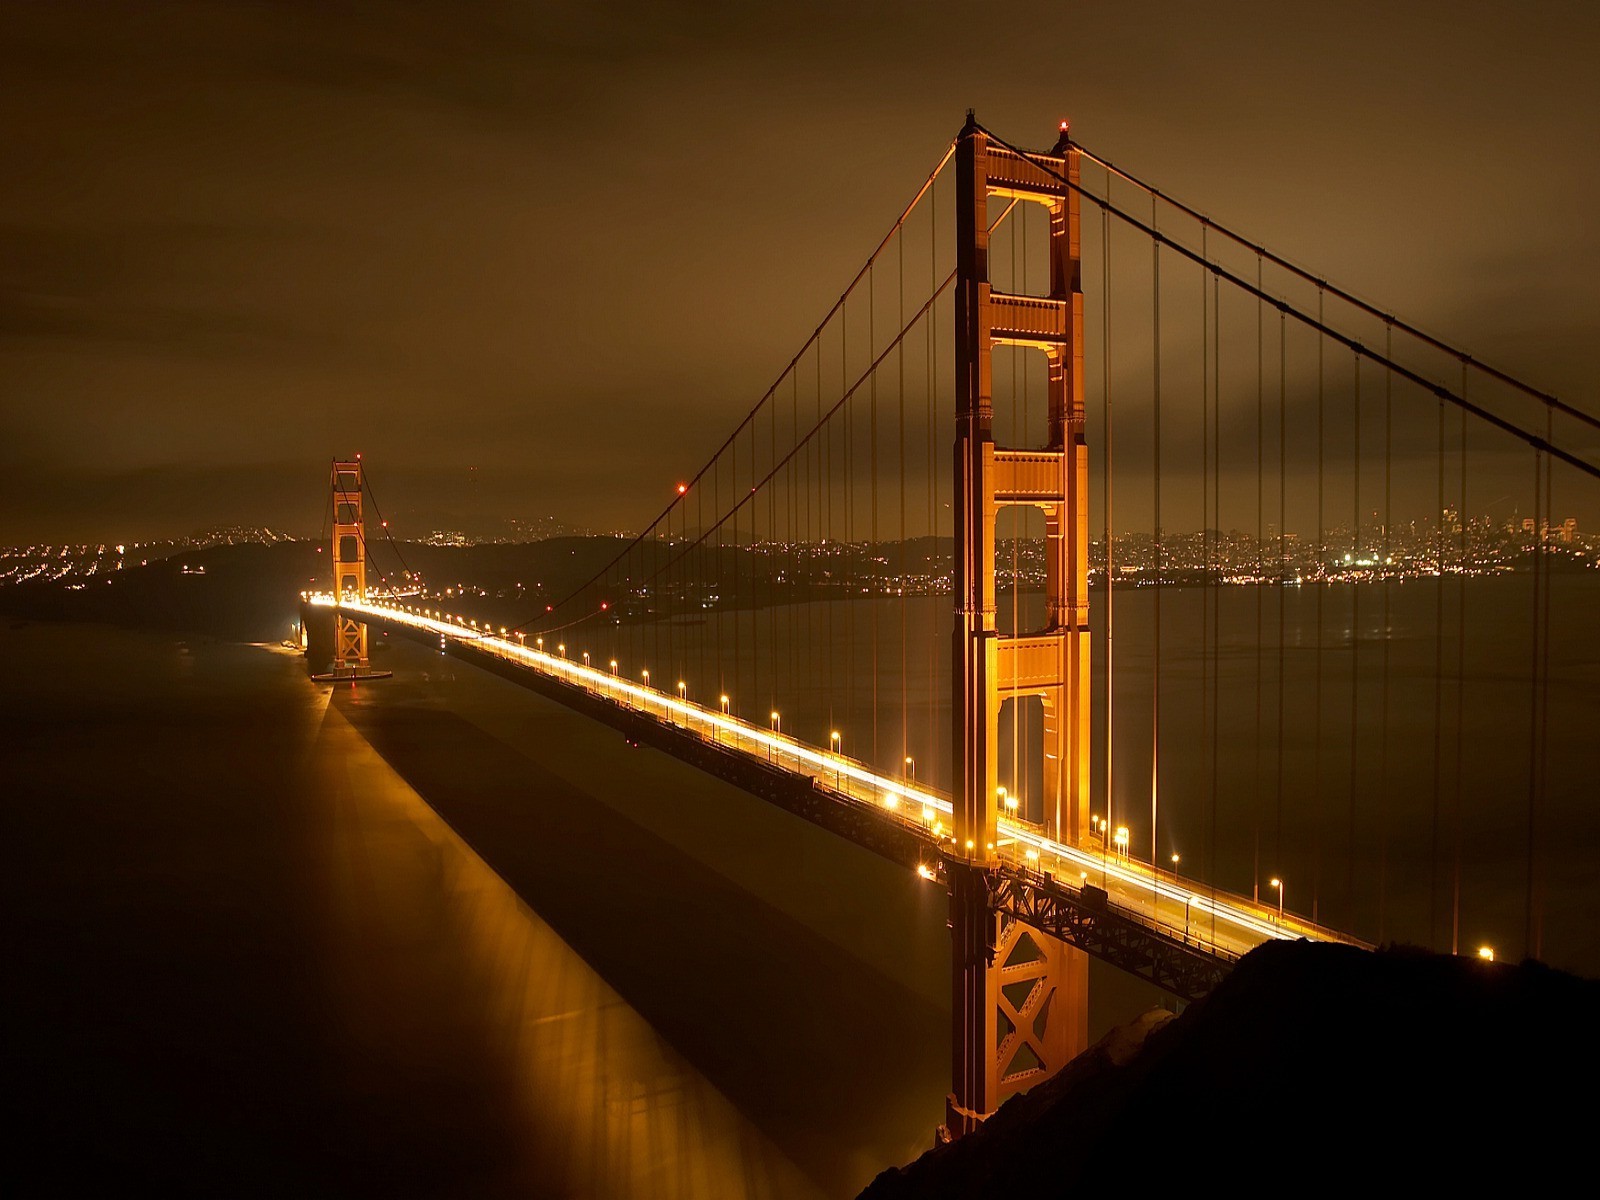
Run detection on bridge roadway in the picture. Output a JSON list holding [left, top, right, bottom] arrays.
[[310, 595, 1366, 999]]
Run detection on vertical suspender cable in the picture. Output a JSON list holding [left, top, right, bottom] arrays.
[[1011, 214, 1021, 800], [928, 174, 938, 772], [1253, 255, 1263, 904], [826, 317, 835, 737], [731, 411, 739, 701], [1313, 288, 1325, 923], [1431, 394, 1445, 948], [1452, 371, 1468, 955], [1348, 350, 1361, 926], [1535, 408, 1553, 960], [1151, 195, 1162, 904], [870, 256, 881, 768], [848, 277, 859, 742], [1020, 207, 1030, 814], [1378, 324, 1393, 942], [1276, 311, 1287, 878], [1210, 272, 1220, 938], [1102, 182, 1115, 886], [1524, 440, 1543, 960], [899, 227, 908, 775], [1200, 225, 1210, 915]]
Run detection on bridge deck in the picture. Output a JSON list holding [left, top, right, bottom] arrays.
[[311, 596, 1366, 998]]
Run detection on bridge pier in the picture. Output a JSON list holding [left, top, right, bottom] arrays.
[[947, 115, 1091, 1133], [946, 862, 1087, 1138]]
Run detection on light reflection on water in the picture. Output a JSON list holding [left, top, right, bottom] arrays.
[[310, 701, 825, 1200]]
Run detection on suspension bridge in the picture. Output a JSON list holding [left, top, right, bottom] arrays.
[[302, 114, 1599, 1140]]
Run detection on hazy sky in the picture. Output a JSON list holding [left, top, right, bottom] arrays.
[[3, 1, 1597, 541]]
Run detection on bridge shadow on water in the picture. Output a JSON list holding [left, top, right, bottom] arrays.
[[333, 642, 950, 1197]]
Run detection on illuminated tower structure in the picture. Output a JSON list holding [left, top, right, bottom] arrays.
[[946, 116, 1091, 1136], [330, 459, 369, 673]]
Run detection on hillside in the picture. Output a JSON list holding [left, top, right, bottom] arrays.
[[861, 940, 1599, 1195]]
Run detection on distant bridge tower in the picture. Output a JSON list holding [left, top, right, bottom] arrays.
[[330, 459, 369, 673], [947, 116, 1090, 1136]]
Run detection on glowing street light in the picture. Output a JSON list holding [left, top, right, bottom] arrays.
[[905, 756, 916, 785], [1000, 786, 1019, 816], [1269, 877, 1285, 923], [557, 643, 565, 658], [1113, 826, 1130, 858], [582, 651, 590, 668], [1478, 945, 1495, 962], [720, 694, 729, 714], [830, 730, 842, 789], [769, 711, 779, 762]]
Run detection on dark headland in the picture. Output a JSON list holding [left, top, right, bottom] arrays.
[[861, 940, 1599, 1196]]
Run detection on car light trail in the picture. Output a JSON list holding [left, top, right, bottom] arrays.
[[310, 595, 1364, 958]]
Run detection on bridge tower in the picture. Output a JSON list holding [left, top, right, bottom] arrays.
[[330, 459, 369, 673], [946, 116, 1091, 1136]]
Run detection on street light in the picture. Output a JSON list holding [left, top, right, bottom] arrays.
[[1269, 877, 1285, 922], [1113, 826, 1129, 858], [905, 756, 916, 785], [1478, 946, 1495, 962], [582, 651, 590, 669], [1170, 852, 1181, 877], [830, 730, 841, 789], [1001, 787, 1019, 817], [641, 668, 649, 687], [769, 711, 779, 762]]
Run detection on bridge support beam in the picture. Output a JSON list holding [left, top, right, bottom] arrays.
[[947, 115, 1090, 1134], [330, 459, 368, 673]]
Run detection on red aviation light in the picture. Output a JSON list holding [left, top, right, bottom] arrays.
[[600, 601, 609, 611], [677, 482, 688, 494]]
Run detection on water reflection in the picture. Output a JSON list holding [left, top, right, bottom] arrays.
[[310, 702, 824, 1200]]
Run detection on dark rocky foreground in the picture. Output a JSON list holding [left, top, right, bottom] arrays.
[[862, 940, 1600, 1196]]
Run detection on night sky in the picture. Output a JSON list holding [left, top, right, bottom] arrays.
[[3, 1, 1597, 542]]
